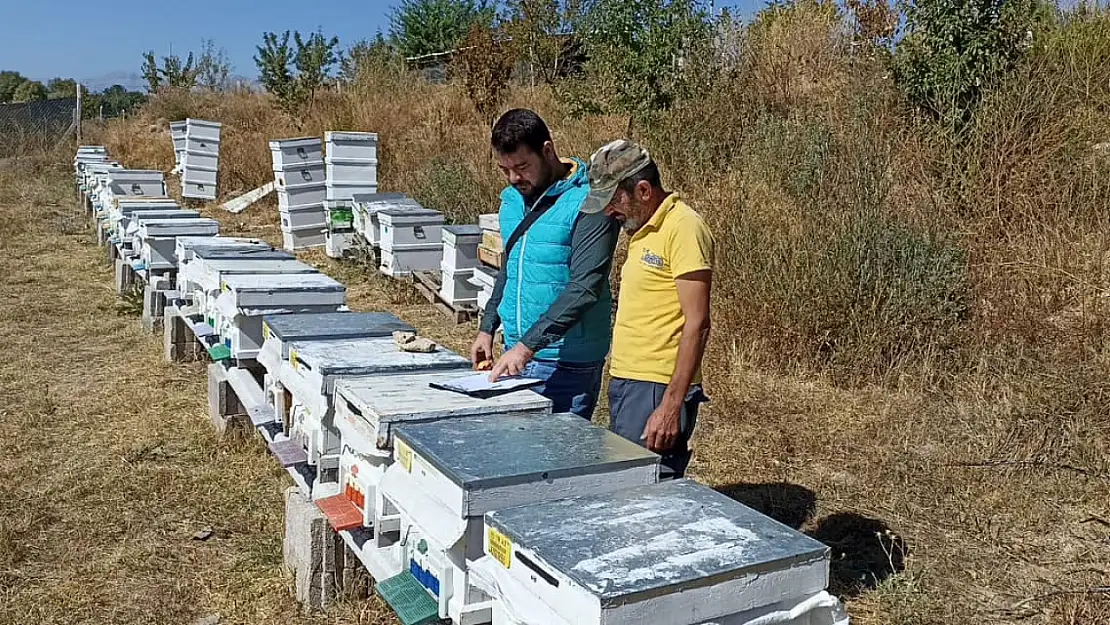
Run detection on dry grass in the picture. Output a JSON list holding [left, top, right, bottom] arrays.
[[9, 4, 1110, 624], [0, 160, 398, 625]]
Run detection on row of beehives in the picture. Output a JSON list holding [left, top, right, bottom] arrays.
[[270, 133, 379, 251], [74, 144, 850, 625], [75, 146, 220, 280], [169, 119, 222, 200]]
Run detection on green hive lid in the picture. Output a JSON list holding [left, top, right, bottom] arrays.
[[376, 572, 439, 625], [206, 344, 232, 361]]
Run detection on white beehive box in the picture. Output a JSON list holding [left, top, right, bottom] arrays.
[[326, 182, 379, 202], [106, 169, 166, 198], [275, 162, 326, 189], [258, 312, 415, 369], [175, 237, 275, 266], [351, 193, 424, 246], [109, 198, 180, 235], [121, 209, 200, 252], [279, 206, 327, 231], [473, 479, 846, 625], [374, 413, 660, 624], [137, 218, 221, 270], [170, 121, 187, 170], [378, 207, 444, 250], [380, 247, 443, 278], [277, 184, 327, 212], [478, 213, 500, 232], [187, 258, 319, 322], [282, 337, 471, 470], [185, 118, 222, 143], [182, 181, 218, 200], [332, 370, 553, 527], [325, 160, 378, 183], [442, 225, 482, 271], [270, 137, 324, 170], [176, 241, 290, 304], [325, 131, 378, 160], [282, 227, 327, 251], [439, 264, 478, 306], [212, 273, 346, 359]]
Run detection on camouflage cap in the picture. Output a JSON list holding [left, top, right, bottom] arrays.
[[580, 139, 653, 214]]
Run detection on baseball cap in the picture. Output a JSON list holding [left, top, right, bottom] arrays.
[[580, 139, 653, 214]]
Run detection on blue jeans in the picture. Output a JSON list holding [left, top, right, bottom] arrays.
[[521, 358, 605, 420]]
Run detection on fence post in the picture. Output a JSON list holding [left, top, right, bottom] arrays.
[[75, 82, 82, 143]]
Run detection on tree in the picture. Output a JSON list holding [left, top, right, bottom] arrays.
[[12, 80, 47, 103], [256, 31, 298, 113], [567, 0, 712, 131], [46, 78, 78, 99], [0, 70, 27, 103], [141, 51, 161, 92], [390, 0, 496, 58], [161, 52, 198, 88], [503, 0, 584, 84], [255, 30, 341, 117], [892, 0, 1044, 134], [293, 30, 340, 102], [195, 39, 233, 91], [339, 35, 398, 82], [455, 24, 516, 121]]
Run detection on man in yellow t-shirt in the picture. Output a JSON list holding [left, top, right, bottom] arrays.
[[580, 139, 713, 479]]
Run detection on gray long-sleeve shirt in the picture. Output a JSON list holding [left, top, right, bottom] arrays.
[[479, 210, 620, 353]]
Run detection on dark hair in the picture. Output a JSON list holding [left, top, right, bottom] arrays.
[[491, 108, 552, 155], [618, 160, 662, 194]]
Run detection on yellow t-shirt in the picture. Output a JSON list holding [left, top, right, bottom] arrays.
[[610, 194, 714, 385]]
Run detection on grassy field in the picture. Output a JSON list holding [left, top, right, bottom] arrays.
[[0, 148, 1106, 624]]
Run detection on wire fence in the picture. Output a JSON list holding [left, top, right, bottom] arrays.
[[0, 98, 78, 157]]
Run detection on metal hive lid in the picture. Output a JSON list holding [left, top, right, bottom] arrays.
[[285, 336, 467, 376], [486, 479, 831, 604], [393, 412, 658, 491], [261, 311, 414, 341]]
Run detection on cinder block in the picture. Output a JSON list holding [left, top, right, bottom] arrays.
[[163, 307, 201, 363], [282, 487, 368, 613], [284, 486, 329, 612], [141, 285, 166, 333], [207, 363, 248, 437], [114, 257, 135, 294]]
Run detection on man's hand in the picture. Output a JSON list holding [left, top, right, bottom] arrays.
[[471, 332, 494, 369], [488, 343, 534, 381], [641, 401, 681, 453]]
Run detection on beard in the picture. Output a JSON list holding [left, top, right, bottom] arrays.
[[620, 217, 643, 233], [515, 161, 554, 205]]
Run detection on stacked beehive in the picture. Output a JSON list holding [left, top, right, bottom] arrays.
[[180, 119, 222, 200], [471, 213, 501, 312], [169, 121, 187, 174], [325, 131, 378, 201], [323, 199, 355, 259], [438, 225, 483, 306], [271, 137, 327, 251]]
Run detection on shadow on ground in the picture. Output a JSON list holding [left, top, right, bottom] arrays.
[[715, 482, 818, 529], [716, 483, 907, 597]]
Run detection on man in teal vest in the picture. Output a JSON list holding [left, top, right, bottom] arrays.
[[472, 109, 618, 419]]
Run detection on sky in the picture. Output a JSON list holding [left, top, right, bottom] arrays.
[[0, 0, 761, 91]]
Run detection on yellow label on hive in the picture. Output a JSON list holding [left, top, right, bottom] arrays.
[[220, 280, 229, 293], [487, 527, 512, 569], [396, 439, 413, 472], [290, 349, 300, 370]]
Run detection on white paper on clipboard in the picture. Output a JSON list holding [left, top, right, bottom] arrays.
[[429, 372, 543, 396]]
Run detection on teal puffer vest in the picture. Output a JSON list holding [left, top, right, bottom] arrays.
[[498, 158, 613, 363]]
